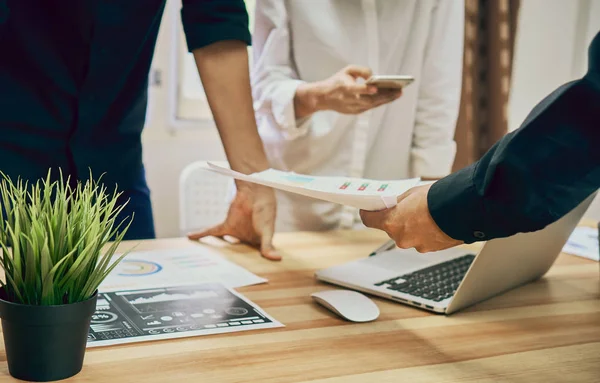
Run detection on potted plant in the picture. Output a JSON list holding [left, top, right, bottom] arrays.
[[0, 170, 133, 381]]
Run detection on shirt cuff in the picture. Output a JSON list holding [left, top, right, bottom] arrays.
[[410, 142, 457, 178], [427, 163, 489, 243], [180, 1, 252, 52], [269, 80, 311, 140]]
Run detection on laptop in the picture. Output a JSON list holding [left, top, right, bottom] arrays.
[[315, 193, 596, 314]]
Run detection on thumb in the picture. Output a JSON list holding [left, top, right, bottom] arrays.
[[187, 223, 226, 240], [340, 74, 377, 95], [252, 202, 282, 261], [359, 209, 388, 230], [259, 226, 282, 261], [344, 65, 373, 80]]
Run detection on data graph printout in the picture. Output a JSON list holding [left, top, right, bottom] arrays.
[[99, 247, 267, 292], [87, 283, 283, 347], [203, 162, 421, 211], [562, 226, 599, 261]]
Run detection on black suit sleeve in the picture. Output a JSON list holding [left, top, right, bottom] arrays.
[[427, 32, 600, 243], [180, 0, 252, 52]]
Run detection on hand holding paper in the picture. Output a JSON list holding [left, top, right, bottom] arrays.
[[360, 183, 463, 253]]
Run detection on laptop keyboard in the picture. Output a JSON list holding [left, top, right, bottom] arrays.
[[374, 254, 476, 302]]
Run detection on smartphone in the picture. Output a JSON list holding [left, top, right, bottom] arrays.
[[365, 75, 414, 89]]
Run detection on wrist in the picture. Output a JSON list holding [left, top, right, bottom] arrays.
[[225, 145, 270, 179], [229, 156, 269, 175], [294, 82, 324, 119]]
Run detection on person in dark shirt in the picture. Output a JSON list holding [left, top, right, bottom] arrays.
[[0, 0, 280, 260], [360, 31, 600, 253]]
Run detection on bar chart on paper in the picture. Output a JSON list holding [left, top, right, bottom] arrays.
[[202, 162, 421, 211]]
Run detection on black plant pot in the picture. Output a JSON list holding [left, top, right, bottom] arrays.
[[0, 287, 97, 382]]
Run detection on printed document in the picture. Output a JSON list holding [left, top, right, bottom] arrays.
[[203, 162, 421, 211], [100, 247, 267, 293], [87, 283, 283, 347], [562, 226, 599, 261]]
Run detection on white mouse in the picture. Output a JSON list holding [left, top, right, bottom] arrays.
[[311, 290, 380, 322]]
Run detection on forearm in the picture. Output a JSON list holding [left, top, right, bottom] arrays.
[[294, 82, 322, 119], [428, 78, 600, 243], [193, 41, 269, 174]]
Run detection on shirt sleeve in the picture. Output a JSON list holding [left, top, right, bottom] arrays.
[[251, 0, 310, 140], [427, 73, 600, 243], [180, 0, 252, 52], [410, 0, 464, 178]]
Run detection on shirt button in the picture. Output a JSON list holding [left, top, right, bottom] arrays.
[[473, 231, 486, 239]]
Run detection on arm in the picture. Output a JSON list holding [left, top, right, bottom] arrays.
[[410, 0, 464, 179], [360, 32, 600, 252], [428, 76, 600, 243], [252, 0, 401, 141], [193, 42, 269, 175], [181, 0, 265, 173], [251, 0, 308, 140], [180, 0, 279, 260]]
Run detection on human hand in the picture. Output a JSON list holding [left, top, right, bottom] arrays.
[[187, 182, 281, 261], [359, 184, 463, 253], [294, 65, 403, 118]]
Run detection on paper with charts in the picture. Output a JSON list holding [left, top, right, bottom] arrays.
[[99, 247, 267, 292], [562, 226, 599, 261], [203, 162, 421, 211], [87, 283, 283, 347]]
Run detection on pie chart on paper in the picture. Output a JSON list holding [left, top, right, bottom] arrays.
[[116, 260, 163, 276]]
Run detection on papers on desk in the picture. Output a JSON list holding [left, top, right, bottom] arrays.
[[100, 247, 267, 292], [562, 226, 599, 261], [203, 162, 421, 211], [87, 283, 283, 348], [89, 248, 282, 347]]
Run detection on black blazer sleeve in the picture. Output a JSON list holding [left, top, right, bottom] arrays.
[[180, 0, 252, 52], [427, 31, 600, 244]]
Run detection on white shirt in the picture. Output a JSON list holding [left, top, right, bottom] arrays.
[[251, 0, 464, 232]]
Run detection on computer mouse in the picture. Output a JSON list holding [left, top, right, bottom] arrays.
[[311, 289, 380, 322]]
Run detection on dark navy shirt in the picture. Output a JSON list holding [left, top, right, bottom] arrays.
[[0, 0, 250, 190], [428, 31, 600, 243]]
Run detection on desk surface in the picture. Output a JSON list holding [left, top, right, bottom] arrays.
[[1, 228, 599, 382]]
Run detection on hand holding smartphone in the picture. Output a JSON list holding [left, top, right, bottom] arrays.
[[365, 75, 414, 89]]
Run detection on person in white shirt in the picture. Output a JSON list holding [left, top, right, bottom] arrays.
[[251, 0, 464, 232]]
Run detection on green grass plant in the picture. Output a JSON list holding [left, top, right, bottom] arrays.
[[0, 170, 133, 305]]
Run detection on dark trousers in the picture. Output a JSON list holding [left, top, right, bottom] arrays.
[[113, 168, 156, 241]]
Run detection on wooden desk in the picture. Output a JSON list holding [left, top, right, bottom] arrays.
[[1, 229, 598, 382]]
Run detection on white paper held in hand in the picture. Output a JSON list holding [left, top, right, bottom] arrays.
[[203, 162, 421, 211]]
